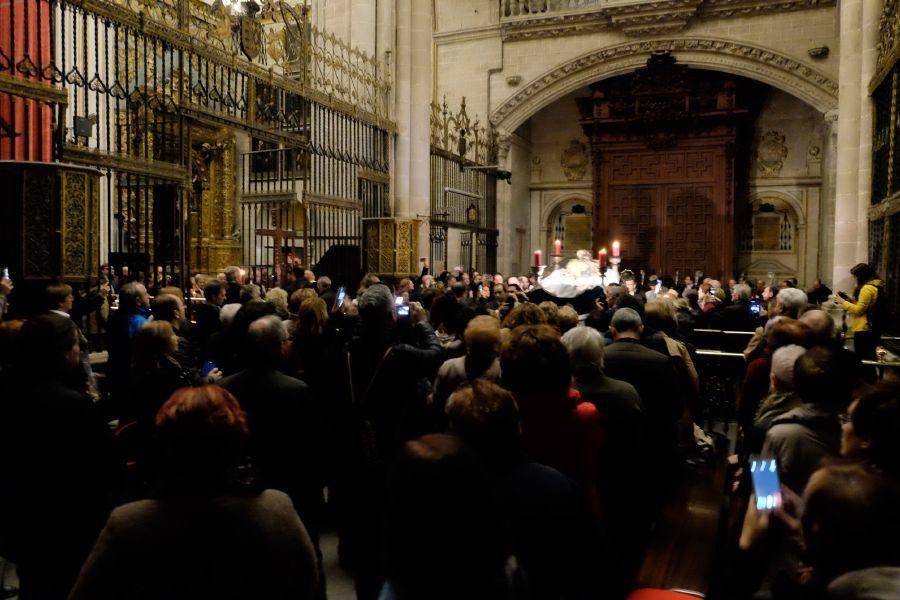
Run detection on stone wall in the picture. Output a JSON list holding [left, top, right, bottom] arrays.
[[514, 85, 831, 284], [434, 0, 839, 123], [432, 0, 840, 275], [738, 89, 830, 287]]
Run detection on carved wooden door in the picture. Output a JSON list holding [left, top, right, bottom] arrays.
[[594, 139, 733, 278]]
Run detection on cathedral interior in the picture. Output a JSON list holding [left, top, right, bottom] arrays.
[[2, 0, 900, 596], [1, 0, 898, 318]]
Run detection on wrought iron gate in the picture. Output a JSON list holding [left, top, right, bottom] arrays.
[[429, 97, 499, 274], [1, 0, 394, 286]]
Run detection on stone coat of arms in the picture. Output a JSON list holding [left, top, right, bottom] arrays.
[[561, 140, 589, 181], [756, 131, 788, 176]]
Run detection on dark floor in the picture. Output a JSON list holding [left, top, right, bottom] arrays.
[[0, 420, 740, 599], [0, 531, 358, 600]]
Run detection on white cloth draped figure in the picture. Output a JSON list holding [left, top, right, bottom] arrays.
[[539, 250, 607, 298]]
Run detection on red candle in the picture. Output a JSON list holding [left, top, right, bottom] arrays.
[[533, 249, 542, 267], [553, 239, 562, 255], [598, 248, 607, 265], [612, 240, 620, 257]]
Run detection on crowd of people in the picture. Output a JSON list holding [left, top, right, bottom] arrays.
[[0, 259, 897, 600]]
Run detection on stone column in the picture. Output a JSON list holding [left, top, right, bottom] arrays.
[[496, 137, 513, 274], [393, 0, 432, 256], [393, 0, 412, 219], [350, 0, 376, 56], [505, 133, 533, 275], [819, 110, 839, 283], [832, 0, 863, 293]]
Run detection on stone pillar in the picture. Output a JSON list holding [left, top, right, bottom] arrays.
[[376, 0, 394, 67], [819, 110, 839, 284], [394, 0, 412, 219], [496, 137, 513, 274], [349, 0, 376, 56], [505, 133, 533, 275], [393, 0, 431, 256], [832, 0, 863, 293]]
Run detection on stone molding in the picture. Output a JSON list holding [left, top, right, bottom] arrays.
[[434, 24, 503, 45], [499, 0, 834, 41], [490, 37, 839, 132], [529, 180, 593, 190]]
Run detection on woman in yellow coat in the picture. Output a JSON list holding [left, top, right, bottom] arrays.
[[836, 262, 885, 359]]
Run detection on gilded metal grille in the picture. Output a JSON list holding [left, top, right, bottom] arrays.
[[887, 213, 900, 333], [870, 217, 885, 273], [872, 71, 892, 203], [0, 0, 394, 285]]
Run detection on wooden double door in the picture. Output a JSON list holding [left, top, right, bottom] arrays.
[[593, 137, 734, 278]]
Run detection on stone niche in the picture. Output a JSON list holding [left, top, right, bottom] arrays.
[[736, 89, 826, 286]]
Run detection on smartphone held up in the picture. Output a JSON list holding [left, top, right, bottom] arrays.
[[750, 456, 783, 511]]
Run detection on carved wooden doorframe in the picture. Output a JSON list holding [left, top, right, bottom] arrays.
[[591, 132, 735, 278]]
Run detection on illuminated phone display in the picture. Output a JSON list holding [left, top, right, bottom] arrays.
[[750, 456, 783, 511]]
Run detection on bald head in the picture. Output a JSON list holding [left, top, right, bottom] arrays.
[[464, 316, 501, 360], [800, 309, 836, 343]]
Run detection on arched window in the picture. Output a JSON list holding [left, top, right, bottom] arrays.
[[740, 199, 797, 253]]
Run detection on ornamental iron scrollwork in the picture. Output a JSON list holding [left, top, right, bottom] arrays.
[[430, 96, 500, 167]]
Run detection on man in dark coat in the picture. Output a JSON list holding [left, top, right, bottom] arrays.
[[194, 281, 227, 361], [561, 325, 651, 579], [317, 276, 337, 311], [603, 308, 682, 430], [713, 282, 757, 332], [340, 284, 443, 600], [223, 266, 243, 304], [218, 316, 323, 541]]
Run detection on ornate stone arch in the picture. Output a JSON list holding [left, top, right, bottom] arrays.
[[745, 190, 806, 228], [540, 192, 593, 228], [737, 189, 814, 284], [541, 193, 593, 253], [490, 37, 838, 133]]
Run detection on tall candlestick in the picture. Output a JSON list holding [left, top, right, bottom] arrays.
[[553, 239, 562, 256], [533, 250, 542, 267], [612, 240, 620, 257], [598, 248, 607, 265]]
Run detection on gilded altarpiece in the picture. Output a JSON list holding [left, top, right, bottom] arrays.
[[363, 218, 419, 277], [190, 125, 241, 273]]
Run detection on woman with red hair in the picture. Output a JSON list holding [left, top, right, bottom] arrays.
[[69, 385, 319, 600]]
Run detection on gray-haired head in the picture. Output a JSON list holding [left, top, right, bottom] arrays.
[[358, 283, 394, 321], [733, 283, 752, 302], [561, 326, 605, 374], [246, 315, 288, 365], [776, 287, 808, 318], [220, 303, 241, 325], [771, 344, 806, 391], [800, 308, 837, 342], [240, 283, 261, 304], [610, 307, 642, 334]]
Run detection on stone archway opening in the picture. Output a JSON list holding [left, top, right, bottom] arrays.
[[515, 52, 829, 282]]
